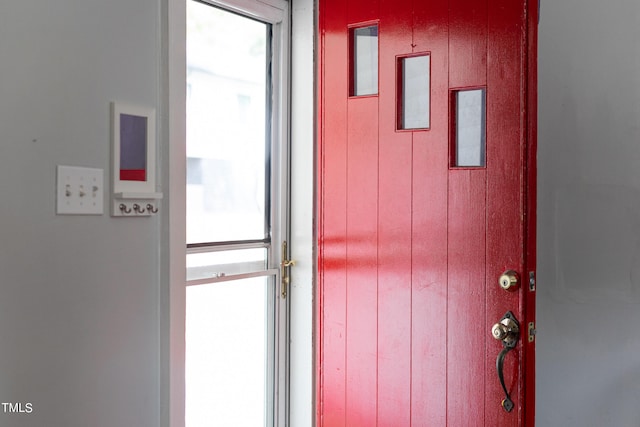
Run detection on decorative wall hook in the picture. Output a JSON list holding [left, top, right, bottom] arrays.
[[133, 203, 146, 214], [112, 196, 162, 216]]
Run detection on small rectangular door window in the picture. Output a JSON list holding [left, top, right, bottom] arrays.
[[350, 25, 378, 96], [453, 88, 486, 167], [398, 54, 431, 130]]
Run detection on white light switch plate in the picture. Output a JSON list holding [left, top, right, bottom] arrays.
[[56, 165, 104, 215]]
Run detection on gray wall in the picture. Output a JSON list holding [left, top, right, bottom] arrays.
[[537, 0, 640, 425], [0, 1, 162, 426]]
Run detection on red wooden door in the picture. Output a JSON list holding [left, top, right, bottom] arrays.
[[317, 0, 537, 426]]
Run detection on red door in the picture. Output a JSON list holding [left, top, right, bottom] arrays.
[[317, 0, 537, 425]]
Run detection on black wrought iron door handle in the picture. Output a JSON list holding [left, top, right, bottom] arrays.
[[496, 345, 515, 412], [491, 311, 520, 413]]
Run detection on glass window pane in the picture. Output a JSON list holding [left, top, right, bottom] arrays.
[[455, 88, 486, 167], [187, 3, 270, 244], [352, 25, 378, 96], [400, 55, 430, 129], [186, 277, 272, 427], [186, 248, 268, 281]]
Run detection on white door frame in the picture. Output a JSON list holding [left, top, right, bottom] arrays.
[[289, 0, 315, 425]]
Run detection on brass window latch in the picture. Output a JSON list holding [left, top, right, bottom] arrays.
[[281, 241, 296, 298]]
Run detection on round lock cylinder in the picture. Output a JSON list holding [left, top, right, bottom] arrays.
[[499, 270, 519, 292]]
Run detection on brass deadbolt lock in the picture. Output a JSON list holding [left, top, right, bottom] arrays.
[[498, 270, 519, 292]]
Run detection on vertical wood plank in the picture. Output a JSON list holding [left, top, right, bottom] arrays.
[[449, 0, 488, 88], [376, 0, 412, 424], [485, 0, 526, 425], [411, 0, 449, 425], [345, 96, 379, 426], [447, 170, 487, 426], [447, 0, 489, 424], [320, 0, 348, 424], [344, 1, 380, 425], [347, 0, 379, 24]]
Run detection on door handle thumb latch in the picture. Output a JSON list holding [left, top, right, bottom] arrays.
[[491, 311, 520, 413], [280, 241, 296, 298]]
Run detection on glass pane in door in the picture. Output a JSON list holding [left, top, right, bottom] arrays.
[[399, 54, 431, 129], [453, 88, 486, 167], [187, 2, 270, 244], [351, 25, 378, 96], [185, 276, 274, 427]]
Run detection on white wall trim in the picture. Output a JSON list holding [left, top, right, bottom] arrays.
[[290, 0, 316, 425], [165, 0, 187, 426]]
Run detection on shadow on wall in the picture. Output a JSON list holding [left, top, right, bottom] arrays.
[[591, 365, 640, 426], [554, 183, 640, 303]]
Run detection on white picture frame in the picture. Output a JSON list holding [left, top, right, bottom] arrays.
[[111, 102, 162, 216]]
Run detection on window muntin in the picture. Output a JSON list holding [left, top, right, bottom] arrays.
[[186, 247, 268, 282]]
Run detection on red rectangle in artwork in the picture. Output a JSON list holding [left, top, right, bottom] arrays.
[[120, 169, 146, 181]]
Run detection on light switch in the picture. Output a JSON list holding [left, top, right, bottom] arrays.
[[56, 165, 104, 215]]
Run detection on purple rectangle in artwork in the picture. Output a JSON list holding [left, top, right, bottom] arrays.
[[120, 113, 147, 172]]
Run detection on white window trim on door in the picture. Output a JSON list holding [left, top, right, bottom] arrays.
[[164, 0, 319, 426]]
